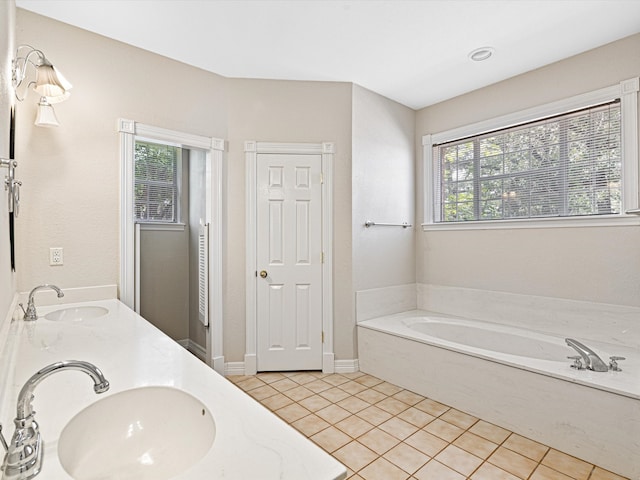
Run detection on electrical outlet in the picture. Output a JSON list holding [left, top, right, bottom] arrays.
[[50, 247, 63, 266]]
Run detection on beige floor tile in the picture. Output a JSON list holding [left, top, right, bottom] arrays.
[[316, 404, 352, 424], [348, 475, 364, 480], [373, 381, 405, 396], [310, 426, 352, 453], [340, 371, 366, 379], [413, 460, 466, 480], [356, 405, 394, 426], [298, 394, 332, 412], [470, 462, 521, 480], [453, 431, 498, 459], [256, 372, 286, 383], [397, 407, 435, 428], [469, 420, 511, 444], [488, 446, 537, 479], [338, 395, 371, 414], [589, 467, 629, 480], [355, 374, 385, 387], [226, 374, 246, 384], [339, 380, 370, 395], [405, 430, 448, 457], [356, 388, 389, 404], [335, 415, 375, 438], [439, 408, 478, 429], [247, 384, 278, 400], [333, 441, 378, 472], [529, 464, 575, 480], [260, 392, 294, 411], [320, 386, 353, 403], [379, 417, 419, 441], [376, 397, 411, 415], [502, 434, 549, 462], [358, 427, 401, 455], [423, 418, 464, 443], [274, 403, 312, 423], [541, 449, 592, 480], [235, 376, 266, 391], [287, 372, 318, 385], [291, 412, 331, 437], [305, 379, 334, 393], [283, 385, 315, 401], [359, 457, 410, 480], [270, 377, 299, 392], [323, 374, 351, 386], [414, 398, 450, 417], [435, 444, 483, 476], [393, 390, 425, 406], [384, 443, 430, 475]]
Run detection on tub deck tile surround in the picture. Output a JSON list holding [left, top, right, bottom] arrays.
[[228, 371, 630, 480]]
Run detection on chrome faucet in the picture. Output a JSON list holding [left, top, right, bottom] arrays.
[[0, 360, 109, 480], [565, 338, 609, 372], [20, 285, 64, 321]]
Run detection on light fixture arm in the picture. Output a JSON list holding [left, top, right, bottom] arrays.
[[12, 44, 48, 101]]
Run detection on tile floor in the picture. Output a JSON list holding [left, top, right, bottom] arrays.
[[227, 371, 629, 480]]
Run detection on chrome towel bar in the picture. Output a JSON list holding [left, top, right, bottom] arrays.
[[364, 221, 412, 228]]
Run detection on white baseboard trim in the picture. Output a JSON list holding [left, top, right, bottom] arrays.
[[225, 362, 246, 376], [334, 359, 359, 374]]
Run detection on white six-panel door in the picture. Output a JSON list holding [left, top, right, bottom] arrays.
[[256, 153, 323, 371]]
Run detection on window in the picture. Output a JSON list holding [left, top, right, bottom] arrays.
[[423, 78, 639, 229], [134, 140, 181, 223]]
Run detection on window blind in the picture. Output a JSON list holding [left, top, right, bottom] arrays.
[[434, 100, 621, 222], [134, 141, 180, 222]]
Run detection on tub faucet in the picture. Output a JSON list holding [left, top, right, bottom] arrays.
[[20, 284, 64, 321], [565, 338, 609, 372], [0, 360, 109, 480]]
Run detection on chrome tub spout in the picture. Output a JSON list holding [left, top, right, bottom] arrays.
[[565, 338, 609, 372]]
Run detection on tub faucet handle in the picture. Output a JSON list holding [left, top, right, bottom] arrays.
[[609, 356, 625, 372], [567, 355, 584, 370]]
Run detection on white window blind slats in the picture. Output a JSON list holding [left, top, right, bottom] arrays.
[[435, 101, 621, 222], [134, 141, 181, 223]]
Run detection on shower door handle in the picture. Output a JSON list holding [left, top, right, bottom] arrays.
[[259, 270, 268, 279]]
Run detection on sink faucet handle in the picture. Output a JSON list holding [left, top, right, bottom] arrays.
[[567, 355, 584, 370], [609, 356, 626, 372]]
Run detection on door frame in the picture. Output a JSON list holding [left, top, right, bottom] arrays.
[[245, 141, 335, 374], [118, 119, 226, 373]]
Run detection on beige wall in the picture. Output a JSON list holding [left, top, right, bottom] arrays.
[[352, 84, 415, 294], [416, 33, 640, 307], [225, 78, 354, 361], [13, 10, 357, 364]]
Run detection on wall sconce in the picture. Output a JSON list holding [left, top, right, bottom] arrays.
[[12, 44, 72, 127]]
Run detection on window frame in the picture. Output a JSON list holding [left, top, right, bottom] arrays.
[[422, 77, 640, 230]]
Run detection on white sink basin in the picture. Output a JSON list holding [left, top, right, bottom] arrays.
[[44, 306, 109, 322], [58, 386, 216, 480]]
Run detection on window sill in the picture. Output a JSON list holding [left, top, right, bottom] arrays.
[[137, 222, 186, 232], [422, 214, 640, 231]]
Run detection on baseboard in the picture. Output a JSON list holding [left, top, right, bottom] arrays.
[[225, 362, 246, 376], [177, 339, 206, 362], [334, 359, 359, 374]]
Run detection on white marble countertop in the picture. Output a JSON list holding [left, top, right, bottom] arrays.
[[0, 299, 347, 479]]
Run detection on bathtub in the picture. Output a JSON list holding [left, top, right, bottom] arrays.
[[357, 310, 640, 479]]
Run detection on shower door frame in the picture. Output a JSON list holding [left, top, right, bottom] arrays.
[[118, 119, 225, 373]]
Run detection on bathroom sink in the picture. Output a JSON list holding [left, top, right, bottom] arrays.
[[44, 306, 109, 321], [58, 386, 216, 480]]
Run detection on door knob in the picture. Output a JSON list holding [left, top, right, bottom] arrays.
[[259, 270, 268, 278]]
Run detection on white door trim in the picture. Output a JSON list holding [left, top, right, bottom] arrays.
[[245, 141, 335, 374], [118, 119, 226, 373]]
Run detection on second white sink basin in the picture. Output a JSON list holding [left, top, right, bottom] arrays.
[[58, 386, 216, 480], [44, 306, 109, 322]]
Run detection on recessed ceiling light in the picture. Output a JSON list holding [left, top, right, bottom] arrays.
[[469, 47, 494, 62]]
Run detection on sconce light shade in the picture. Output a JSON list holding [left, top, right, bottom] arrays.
[[34, 61, 72, 98], [35, 97, 60, 128]]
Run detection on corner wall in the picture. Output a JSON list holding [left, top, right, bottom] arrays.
[[416, 33, 640, 308]]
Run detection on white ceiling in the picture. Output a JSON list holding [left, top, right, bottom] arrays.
[[15, 0, 640, 109]]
